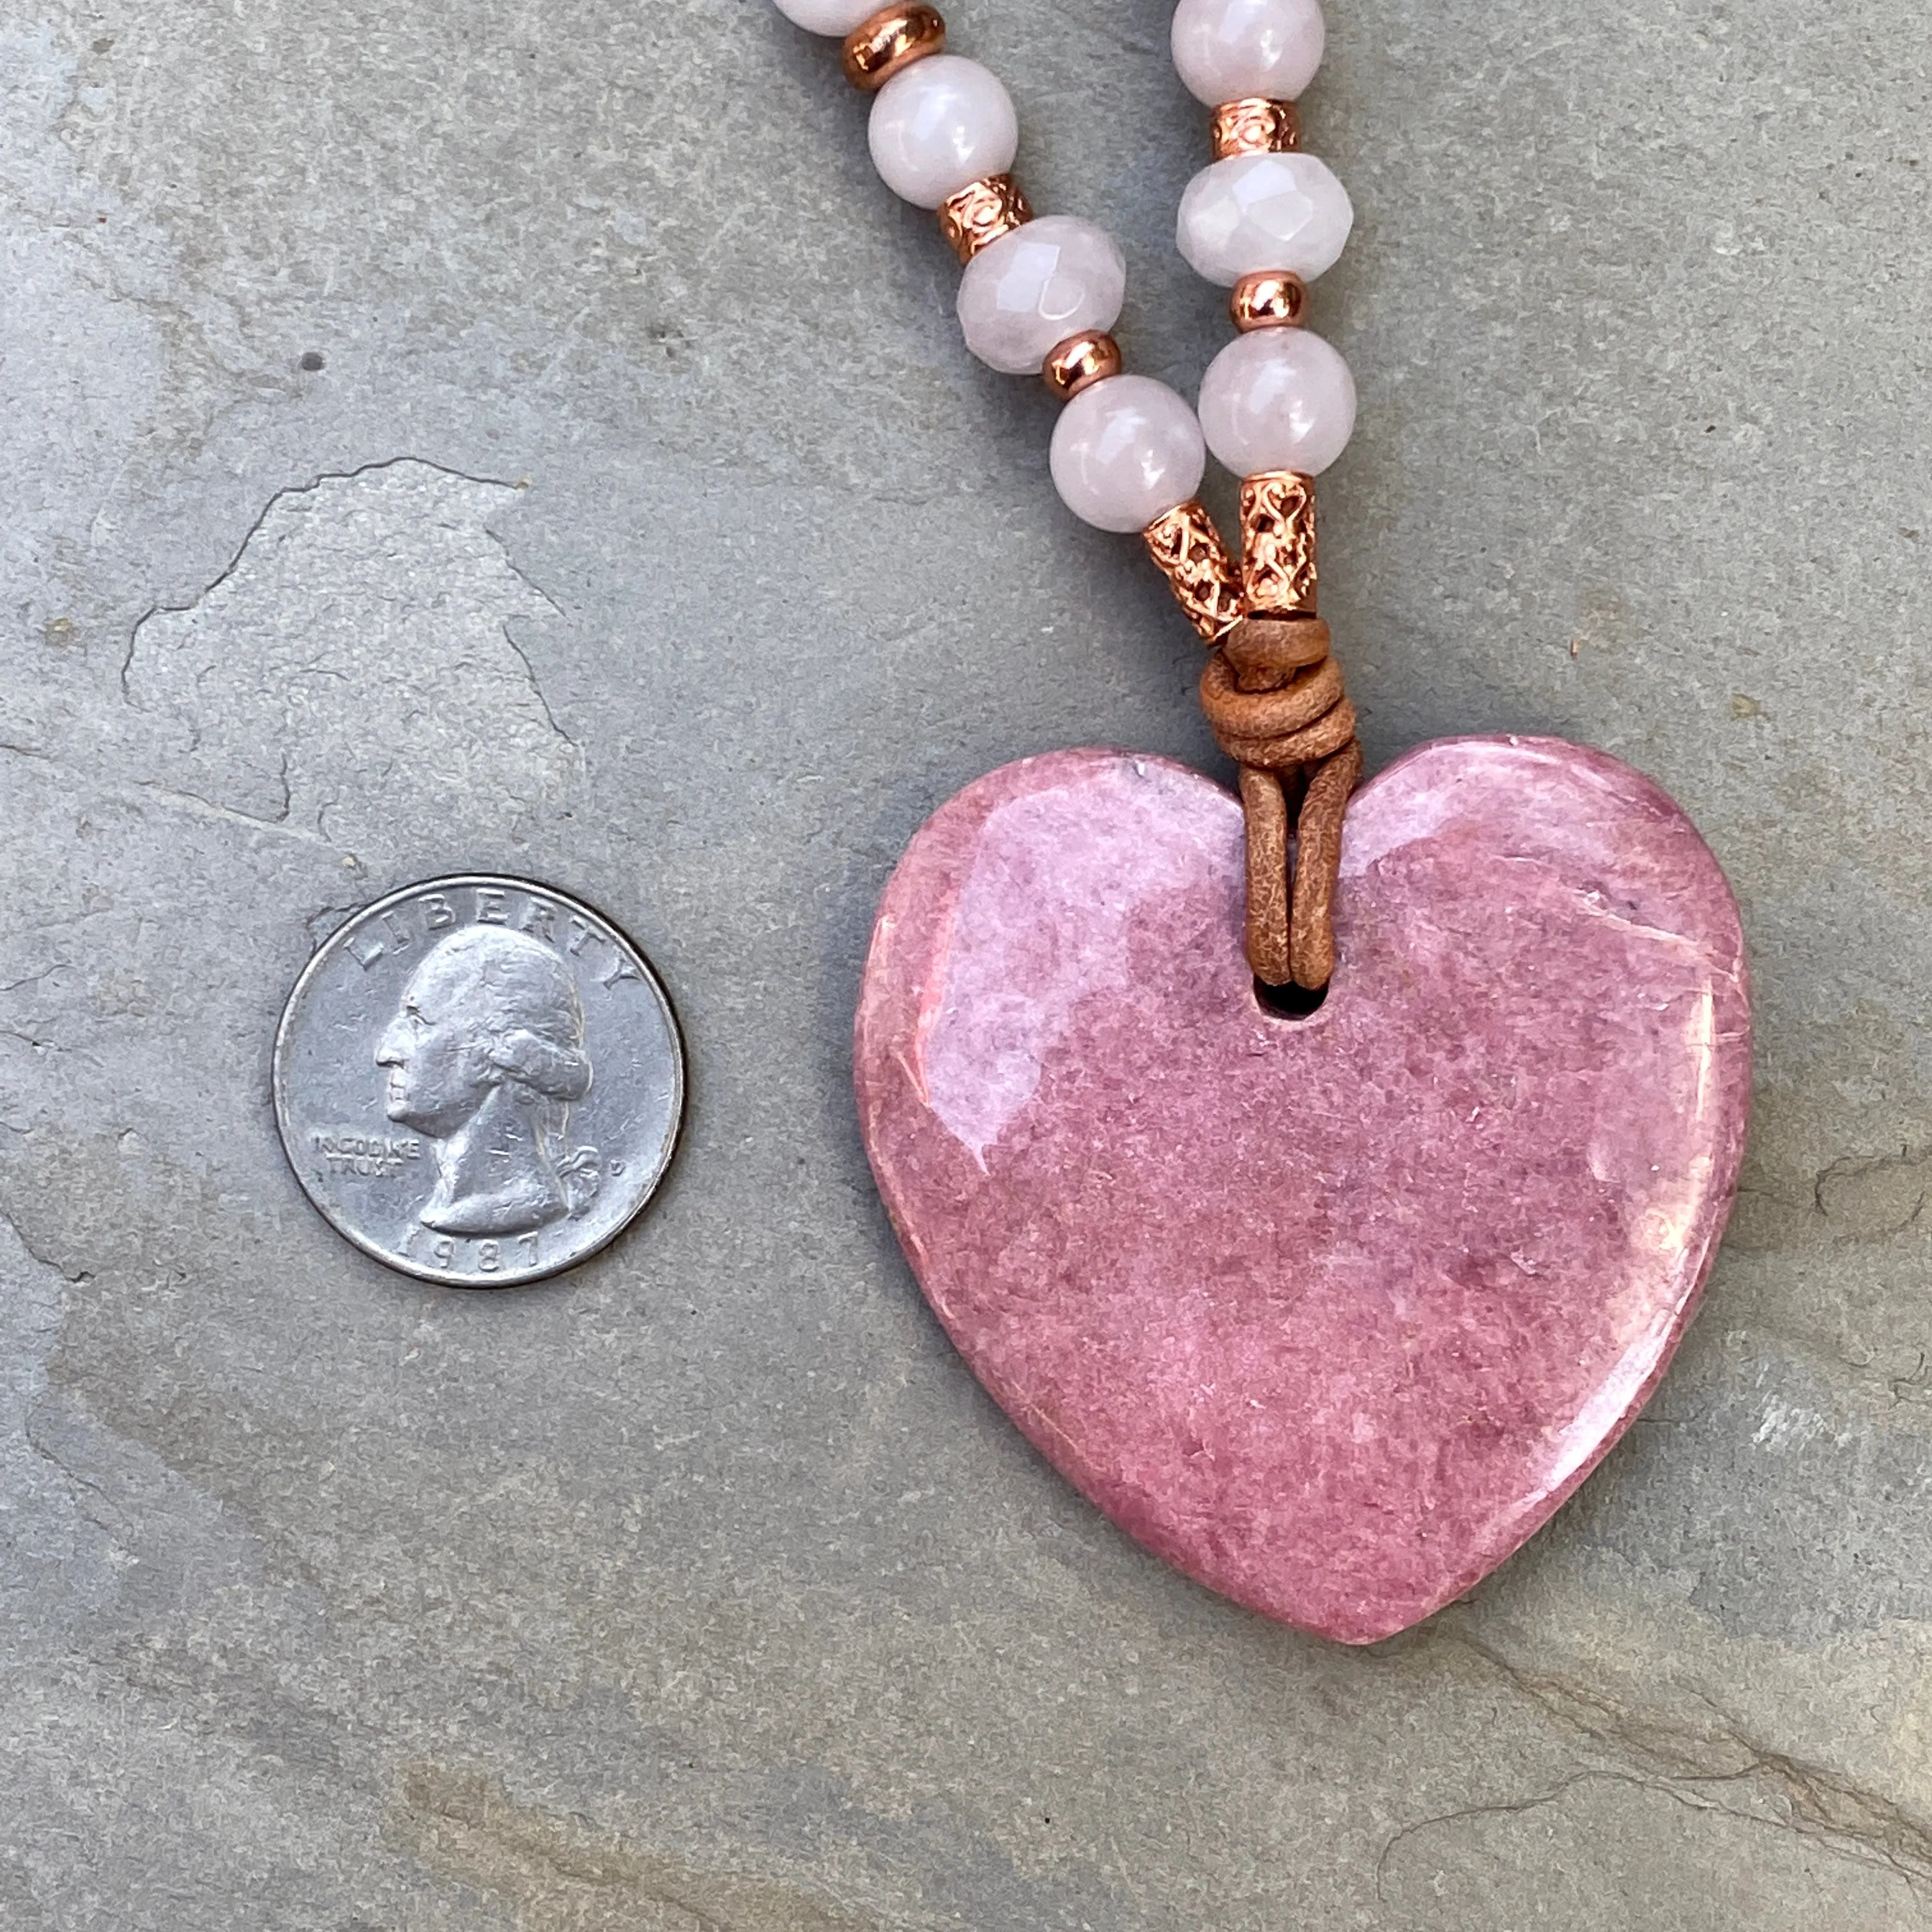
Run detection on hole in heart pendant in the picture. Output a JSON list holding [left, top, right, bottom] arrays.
[[1254, 976, 1330, 1020]]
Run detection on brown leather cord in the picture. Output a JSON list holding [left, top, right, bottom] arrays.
[[1142, 484, 1361, 992], [1289, 739, 1362, 989], [1199, 650, 1344, 741], [1224, 613, 1331, 677], [1207, 610, 1361, 992], [1218, 696, 1358, 771], [1238, 767, 1294, 986]]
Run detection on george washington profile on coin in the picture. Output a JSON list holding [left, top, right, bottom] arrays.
[[377, 926, 602, 1239], [275, 875, 683, 1287]]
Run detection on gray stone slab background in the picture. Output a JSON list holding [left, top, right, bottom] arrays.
[[0, 0, 1928, 1923]]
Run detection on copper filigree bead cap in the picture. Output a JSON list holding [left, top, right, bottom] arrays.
[[841, 3, 946, 91], [1240, 470, 1319, 613], [1230, 270, 1307, 330], [1211, 96, 1301, 158], [1042, 330, 1123, 401], [1144, 499, 1243, 640]]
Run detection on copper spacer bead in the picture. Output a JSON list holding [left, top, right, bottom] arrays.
[[1230, 270, 1308, 331], [1042, 330, 1122, 401], [937, 172, 1033, 263], [1210, 96, 1301, 159], [842, 3, 946, 92]]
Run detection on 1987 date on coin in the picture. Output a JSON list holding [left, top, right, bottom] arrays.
[[273, 875, 684, 1287]]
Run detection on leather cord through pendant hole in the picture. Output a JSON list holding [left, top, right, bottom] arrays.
[[1147, 487, 1360, 993], [1254, 975, 1330, 1018], [1206, 615, 1361, 993]]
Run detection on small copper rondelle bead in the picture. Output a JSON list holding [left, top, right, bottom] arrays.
[[1230, 270, 1308, 331], [1211, 96, 1301, 159], [842, 4, 946, 91], [1042, 331, 1123, 401]]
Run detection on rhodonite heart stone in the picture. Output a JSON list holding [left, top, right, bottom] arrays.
[[855, 738, 1750, 1644]]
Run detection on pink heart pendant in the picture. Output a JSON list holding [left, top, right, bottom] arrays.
[[855, 738, 1750, 1643]]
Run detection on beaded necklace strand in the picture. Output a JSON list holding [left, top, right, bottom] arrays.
[[772, 0, 1361, 991]]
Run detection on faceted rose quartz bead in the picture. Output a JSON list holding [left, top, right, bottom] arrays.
[[1177, 151, 1353, 287], [868, 56, 1020, 209], [957, 217, 1128, 376], [768, 0, 881, 34], [1197, 326, 1356, 476], [1171, 0, 1326, 106], [1049, 375, 1207, 533]]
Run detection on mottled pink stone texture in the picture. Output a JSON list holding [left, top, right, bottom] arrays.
[[855, 739, 1751, 1644]]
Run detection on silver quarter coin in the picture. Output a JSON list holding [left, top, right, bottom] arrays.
[[274, 875, 684, 1287]]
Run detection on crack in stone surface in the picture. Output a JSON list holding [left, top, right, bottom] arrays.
[[118, 456, 525, 702], [0, 1201, 91, 1287], [118, 457, 577, 853], [1423, 1630, 1932, 1893], [1813, 1146, 1932, 1242], [22, 1411, 127, 1537], [388, 1763, 875, 1932], [500, 621, 575, 749], [132, 779, 337, 848], [1377, 1774, 1623, 1898]]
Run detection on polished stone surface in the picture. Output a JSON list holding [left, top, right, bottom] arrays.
[[868, 56, 1020, 210], [4, 0, 1932, 1923], [1172, 0, 1328, 106], [1197, 321, 1357, 474], [1048, 372, 1208, 531], [1177, 150, 1355, 286], [957, 216, 1128, 375], [856, 741, 1751, 1643]]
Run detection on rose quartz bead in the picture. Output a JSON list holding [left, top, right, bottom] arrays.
[[868, 56, 1020, 210], [1197, 326, 1356, 477], [1171, 0, 1326, 105], [768, 0, 881, 34], [956, 217, 1127, 376], [1050, 375, 1207, 533], [1177, 151, 1353, 286]]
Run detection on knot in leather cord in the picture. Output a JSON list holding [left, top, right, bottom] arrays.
[[1202, 615, 1362, 992]]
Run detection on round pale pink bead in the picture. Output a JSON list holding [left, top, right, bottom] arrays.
[[957, 217, 1127, 376], [1177, 151, 1353, 286], [1171, 0, 1326, 107], [1197, 327, 1356, 477], [1050, 376, 1208, 533], [768, 0, 881, 34], [868, 56, 1020, 210]]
